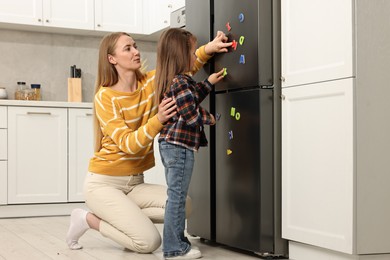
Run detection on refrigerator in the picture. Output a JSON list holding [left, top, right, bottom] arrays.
[[186, 0, 288, 257]]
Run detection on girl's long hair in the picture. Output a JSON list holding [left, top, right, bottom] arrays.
[[93, 32, 146, 152], [155, 28, 197, 104]]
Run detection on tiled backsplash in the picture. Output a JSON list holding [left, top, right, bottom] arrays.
[[0, 28, 157, 102]]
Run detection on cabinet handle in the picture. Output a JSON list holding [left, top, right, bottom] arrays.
[[97, 24, 101, 27], [280, 76, 286, 82], [86, 113, 93, 116], [280, 94, 286, 100], [27, 112, 52, 115], [168, 4, 172, 8], [38, 18, 42, 22], [45, 19, 49, 23]]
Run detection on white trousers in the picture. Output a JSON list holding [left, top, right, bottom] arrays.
[[84, 172, 167, 253]]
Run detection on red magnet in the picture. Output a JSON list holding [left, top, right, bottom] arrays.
[[226, 22, 232, 31], [231, 40, 238, 50]]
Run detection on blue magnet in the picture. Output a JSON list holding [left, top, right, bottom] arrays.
[[216, 113, 221, 121], [239, 55, 245, 64], [238, 13, 245, 23], [228, 130, 234, 140]]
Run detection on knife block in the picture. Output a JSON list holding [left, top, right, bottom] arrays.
[[68, 78, 82, 102]]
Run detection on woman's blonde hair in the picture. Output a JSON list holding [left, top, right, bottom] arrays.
[[93, 32, 146, 152], [155, 28, 197, 104]]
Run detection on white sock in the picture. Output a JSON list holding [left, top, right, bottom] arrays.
[[66, 208, 89, 250]]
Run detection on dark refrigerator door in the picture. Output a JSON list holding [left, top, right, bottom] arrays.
[[213, 0, 273, 92], [186, 0, 214, 240], [215, 88, 274, 253]]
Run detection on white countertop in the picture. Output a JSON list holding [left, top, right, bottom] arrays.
[[0, 99, 92, 108]]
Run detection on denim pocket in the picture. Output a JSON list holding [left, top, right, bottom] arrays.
[[159, 142, 180, 167]]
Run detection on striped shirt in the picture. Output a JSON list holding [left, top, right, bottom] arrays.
[[89, 45, 212, 176], [158, 74, 213, 151]]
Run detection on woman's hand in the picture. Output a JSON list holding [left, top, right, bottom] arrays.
[[205, 31, 232, 55], [208, 68, 225, 85], [157, 97, 177, 124]]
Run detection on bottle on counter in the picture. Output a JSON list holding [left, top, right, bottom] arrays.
[[31, 84, 41, 100], [15, 81, 27, 100]]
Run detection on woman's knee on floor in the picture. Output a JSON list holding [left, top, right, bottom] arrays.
[[126, 231, 162, 253]]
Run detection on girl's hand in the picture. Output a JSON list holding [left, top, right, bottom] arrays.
[[205, 31, 233, 55], [208, 68, 225, 85], [157, 97, 177, 124], [210, 114, 216, 125]]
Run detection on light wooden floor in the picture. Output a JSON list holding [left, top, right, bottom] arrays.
[[0, 216, 265, 260]]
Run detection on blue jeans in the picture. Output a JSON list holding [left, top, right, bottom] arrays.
[[159, 141, 194, 258]]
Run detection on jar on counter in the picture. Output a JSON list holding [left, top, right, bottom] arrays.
[[0, 87, 7, 99], [15, 81, 27, 100], [21, 89, 35, 100], [31, 84, 41, 100]]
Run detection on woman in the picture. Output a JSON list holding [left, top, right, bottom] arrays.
[[66, 31, 231, 253]]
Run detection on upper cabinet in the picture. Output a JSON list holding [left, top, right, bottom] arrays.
[[0, 0, 94, 30], [94, 0, 143, 33], [281, 0, 354, 87], [143, 0, 185, 34], [0, 0, 183, 37], [42, 0, 94, 30]]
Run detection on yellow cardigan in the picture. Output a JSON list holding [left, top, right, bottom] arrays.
[[88, 45, 211, 176]]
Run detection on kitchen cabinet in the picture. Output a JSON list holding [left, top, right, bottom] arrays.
[[0, 106, 7, 205], [281, 0, 354, 88], [143, 0, 185, 34], [0, 0, 94, 30], [281, 0, 390, 259], [7, 106, 68, 204], [68, 108, 93, 202], [94, 0, 143, 33], [0, 0, 184, 37], [282, 79, 354, 253]]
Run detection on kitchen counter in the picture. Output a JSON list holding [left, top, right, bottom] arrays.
[[0, 100, 92, 108]]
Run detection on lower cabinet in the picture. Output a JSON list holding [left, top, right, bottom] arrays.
[[281, 79, 354, 253], [5, 105, 93, 206], [68, 108, 93, 202], [8, 106, 68, 204]]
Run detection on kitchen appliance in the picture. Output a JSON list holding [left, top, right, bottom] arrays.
[[170, 6, 186, 28], [186, 0, 288, 257]]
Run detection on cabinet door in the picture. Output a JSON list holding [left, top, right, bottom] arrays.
[[95, 0, 143, 33], [0, 0, 43, 26], [281, 79, 354, 253], [42, 0, 94, 30], [68, 108, 93, 202], [0, 161, 6, 205], [281, 0, 354, 87], [8, 107, 67, 204]]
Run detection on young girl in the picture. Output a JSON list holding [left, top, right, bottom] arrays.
[[155, 28, 229, 259]]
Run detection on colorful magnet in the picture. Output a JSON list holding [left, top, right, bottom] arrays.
[[216, 113, 221, 121], [231, 40, 238, 50], [235, 112, 241, 121], [239, 55, 245, 64], [226, 22, 232, 31], [230, 107, 236, 117], [223, 68, 228, 77], [238, 13, 245, 23], [239, 36, 245, 45], [228, 130, 234, 140], [227, 149, 233, 155]]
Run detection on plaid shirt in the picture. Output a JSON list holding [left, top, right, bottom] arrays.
[[158, 74, 213, 151]]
